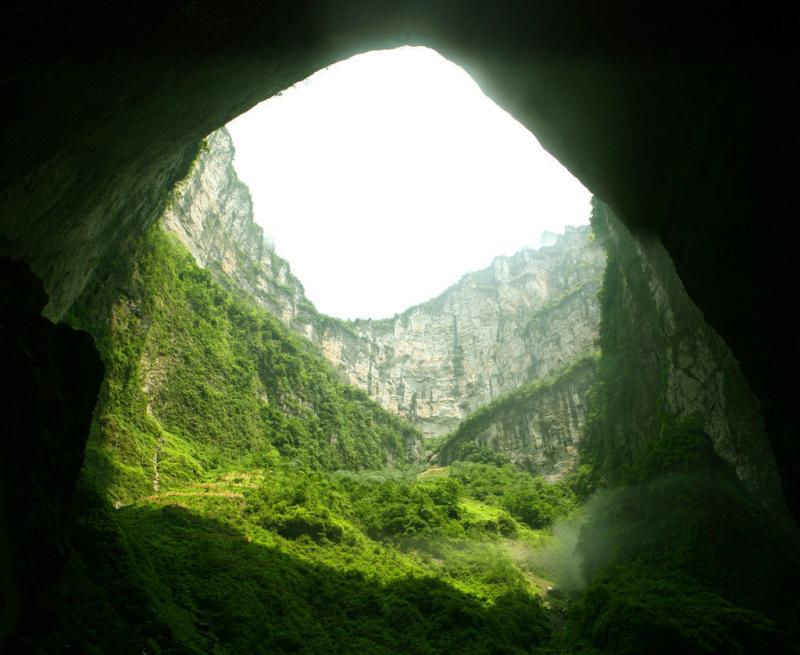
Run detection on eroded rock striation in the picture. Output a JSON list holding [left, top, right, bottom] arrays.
[[162, 128, 606, 447], [314, 231, 603, 440], [162, 130, 315, 330]]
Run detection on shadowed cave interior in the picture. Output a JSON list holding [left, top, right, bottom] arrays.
[[1, 2, 800, 653]]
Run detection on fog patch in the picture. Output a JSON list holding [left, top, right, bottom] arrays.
[[502, 513, 588, 595]]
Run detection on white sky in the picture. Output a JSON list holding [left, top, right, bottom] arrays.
[[227, 46, 590, 320]]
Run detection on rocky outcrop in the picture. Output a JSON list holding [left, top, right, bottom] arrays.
[[587, 199, 788, 520], [162, 130, 316, 332], [436, 356, 597, 477], [163, 129, 606, 439]]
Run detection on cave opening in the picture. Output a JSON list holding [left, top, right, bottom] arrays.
[[224, 45, 592, 320], [2, 4, 800, 653], [161, 44, 604, 451]]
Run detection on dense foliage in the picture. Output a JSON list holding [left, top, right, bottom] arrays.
[[54, 461, 571, 654], [58, 221, 583, 653], [69, 226, 422, 503], [557, 564, 782, 654], [560, 200, 800, 652], [55, 198, 799, 653]]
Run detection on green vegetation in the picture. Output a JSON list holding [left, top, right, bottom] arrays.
[[580, 199, 667, 484], [58, 460, 573, 654], [60, 220, 581, 653], [558, 199, 800, 653], [56, 195, 799, 653], [69, 226, 421, 503], [446, 462, 577, 530], [557, 564, 782, 654], [556, 445, 800, 652]]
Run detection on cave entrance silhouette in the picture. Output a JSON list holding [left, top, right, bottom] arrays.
[[1, 4, 798, 614]]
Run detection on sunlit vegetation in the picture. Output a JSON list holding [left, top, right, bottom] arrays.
[[60, 223, 580, 653], [69, 227, 421, 504], [60, 462, 563, 654], [55, 203, 800, 653]]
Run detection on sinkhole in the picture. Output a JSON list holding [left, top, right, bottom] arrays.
[[2, 24, 798, 654], [163, 46, 605, 448]]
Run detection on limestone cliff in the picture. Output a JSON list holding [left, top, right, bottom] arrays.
[[436, 356, 598, 477], [162, 130, 316, 332], [318, 231, 603, 439], [162, 128, 605, 444], [587, 199, 787, 519]]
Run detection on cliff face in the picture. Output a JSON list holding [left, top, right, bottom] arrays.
[[163, 128, 606, 441], [436, 356, 597, 477], [162, 130, 316, 332], [317, 232, 603, 438], [159, 130, 787, 509], [587, 199, 787, 518]]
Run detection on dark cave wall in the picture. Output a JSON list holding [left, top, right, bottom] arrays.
[[587, 200, 789, 521], [1, 0, 798, 526], [0, 259, 104, 646]]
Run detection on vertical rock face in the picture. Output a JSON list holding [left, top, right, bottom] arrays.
[[162, 130, 316, 332], [436, 356, 598, 477], [319, 232, 604, 437], [163, 128, 606, 440], [588, 200, 787, 518]]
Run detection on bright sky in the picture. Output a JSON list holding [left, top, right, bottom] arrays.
[[227, 46, 590, 320]]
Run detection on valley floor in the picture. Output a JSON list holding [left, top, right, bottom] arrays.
[[64, 461, 580, 654]]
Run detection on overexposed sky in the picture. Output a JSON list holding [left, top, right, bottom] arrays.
[[227, 46, 590, 320]]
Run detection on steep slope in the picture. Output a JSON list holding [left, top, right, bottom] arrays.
[[68, 224, 423, 504], [554, 200, 800, 653], [163, 128, 605, 440], [55, 211, 581, 654], [162, 131, 317, 332], [436, 355, 598, 477], [585, 198, 786, 517]]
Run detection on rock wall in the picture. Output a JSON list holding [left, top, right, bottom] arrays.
[[162, 128, 605, 438], [319, 233, 603, 438], [436, 356, 597, 477], [587, 199, 788, 519], [162, 130, 316, 331]]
